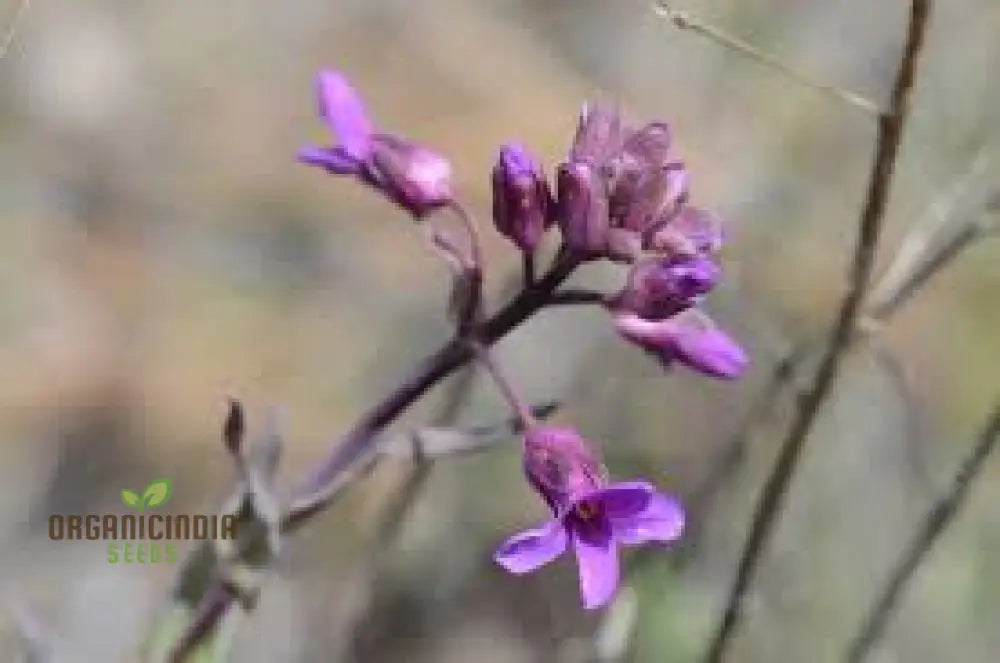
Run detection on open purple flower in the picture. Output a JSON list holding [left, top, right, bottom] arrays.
[[298, 70, 452, 217], [495, 426, 685, 610]]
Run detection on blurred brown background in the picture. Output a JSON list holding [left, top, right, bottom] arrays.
[[1, 0, 999, 661]]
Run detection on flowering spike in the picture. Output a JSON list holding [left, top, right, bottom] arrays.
[[491, 144, 553, 251]]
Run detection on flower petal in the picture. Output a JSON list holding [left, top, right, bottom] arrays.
[[621, 122, 673, 169], [297, 145, 362, 175], [648, 205, 722, 257], [572, 526, 620, 610], [666, 311, 748, 379], [614, 310, 749, 380], [494, 519, 568, 574], [579, 481, 654, 520], [570, 101, 626, 164], [611, 491, 685, 545], [316, 70, 373, 159], [556, 161, 610, 256]]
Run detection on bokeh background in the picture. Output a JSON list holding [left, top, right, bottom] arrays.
[[1, 0, 999, 661]]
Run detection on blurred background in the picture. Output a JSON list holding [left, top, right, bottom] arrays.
[[1, 0, 999, 661]]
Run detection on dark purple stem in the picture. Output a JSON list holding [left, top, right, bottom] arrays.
[[169, 251, 580, 660], [285, 248, 579, 527], [545, 289, 608, 307]]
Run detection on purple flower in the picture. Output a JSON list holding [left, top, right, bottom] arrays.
[[555, 103, 690, 261], [522, 425, 608, 511], [298, 70, 452, 217], [492, 144, 554, 251], [614, 255, 721, 320], [645, 205, 724, 258], [495, 426, 685, 610], [614, 309, 748, 380], [608, 123, 688, 233], [556, 160, 610, 257]]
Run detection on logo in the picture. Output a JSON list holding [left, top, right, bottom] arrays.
[[48, 477, 236, 564], [120, 478, 172, 513]]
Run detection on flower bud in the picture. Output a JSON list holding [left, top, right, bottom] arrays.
[[368, 134, 453, 217], [523, 426, 608, 512], [491, 144, 553, 251], [616, 255, 720, 319], [570, 102, 626, 164], [645, 205, 723, 257], [614, 309, 748, 380], [608, 124, 688, 234], [300, 70, 454, 219], [556, 162, 609, 257]]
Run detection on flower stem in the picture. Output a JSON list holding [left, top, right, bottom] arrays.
[[652, 2, 880, 116], [285, 249, 579, 527], [471, 340, 537, 430]]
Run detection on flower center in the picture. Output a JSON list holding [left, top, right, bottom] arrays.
[[574, 500, 601, 521]]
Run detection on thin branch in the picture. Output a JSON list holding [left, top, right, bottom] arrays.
[[445, 200, 485, 274], [868, 216, 991, 320], [337, 366, 476, 654], [472, 341, 537, 429], [701, 3, 932, 661], [694, 168, 997, 536], [845, 400, 1000, 663], [866, 338, 934, 493], [373, 365, 477, 545], [652, 2, 880, 116], [866, 148, 992, 315]]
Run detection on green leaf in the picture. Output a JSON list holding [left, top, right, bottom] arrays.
[[121, 489, 141, 511], [142, 478, 173, 509]]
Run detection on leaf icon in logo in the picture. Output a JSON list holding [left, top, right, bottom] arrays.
[[121, 489, 141, 511], [142, 478, 172, 510]]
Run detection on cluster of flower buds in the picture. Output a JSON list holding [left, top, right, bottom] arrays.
[[490, 102, 747, 380], [299, 70, 748, 610]]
